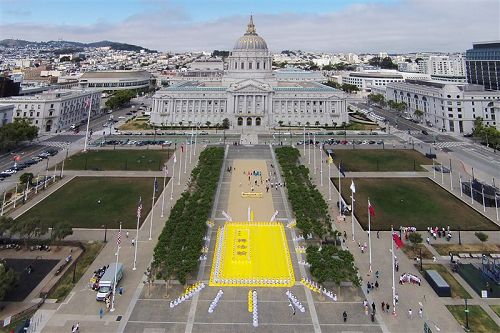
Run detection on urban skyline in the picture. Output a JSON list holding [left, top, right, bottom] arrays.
[[1, 0, 499, 53]]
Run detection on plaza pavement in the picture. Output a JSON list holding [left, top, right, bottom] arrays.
[[303, 141, 500, 332], [121, 145, 382, 333], [13, 144, 204, 333]]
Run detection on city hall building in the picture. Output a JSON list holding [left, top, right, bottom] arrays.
[[150, 17, 348, 130]]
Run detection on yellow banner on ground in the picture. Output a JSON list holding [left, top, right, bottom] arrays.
[[241, 192, 263, 198]]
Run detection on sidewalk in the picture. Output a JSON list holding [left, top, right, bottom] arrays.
[[302, 146, 464, 332], [27, 146, 202, 333]]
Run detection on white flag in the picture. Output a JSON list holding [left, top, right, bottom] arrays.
[[173, 153, 177, 164], [350, 180, 356, 193]]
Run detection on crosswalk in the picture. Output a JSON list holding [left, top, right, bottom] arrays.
[[432, 141, 468, 148]]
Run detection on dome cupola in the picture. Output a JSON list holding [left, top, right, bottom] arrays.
[[233, 15, 268, 51]]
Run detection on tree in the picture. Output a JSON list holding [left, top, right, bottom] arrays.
[[306, 245, 360, 286], [408, 233, 423, 249], [413, 109, 424, 122], [51, 221, 73, 243], [222, 118, 230, 129], [315, 121, 320, 126], [104, 90, 136, 110], [0, 265, 18, 301], [369, 56, 398, 69], [205, 121, 211, 128], [0, 216, 14, 238], [10, 217, 49, 248], [324, 81, 341, 89], [340, 83, 359, 93], [0, 118, 38, 152], [475, 232, 488, 243], [278, 121, 283, 127], [368, 93, 385, 105], [19, 173, 34, 185]]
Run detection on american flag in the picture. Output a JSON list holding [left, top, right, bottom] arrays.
[[117, 229, 122, 246], [154, 177, 159, 192], [137, 197, 142, 218], [84, 97, 92, 108]]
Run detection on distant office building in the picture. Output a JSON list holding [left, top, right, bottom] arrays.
[[466, 41, 500, 91], [386, 80, 500, 133], [79, 70, 154, 91], [0, 89, 101, 133], [398, 62, 419, 73], [0, 104, 14, 126], [0, 76, 21, 97], [341, 70, 429, 92]]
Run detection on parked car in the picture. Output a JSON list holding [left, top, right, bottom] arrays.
[[421, 130, 429, 135]]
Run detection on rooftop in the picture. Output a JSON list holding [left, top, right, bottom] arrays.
[[80, 70, 152, 79]]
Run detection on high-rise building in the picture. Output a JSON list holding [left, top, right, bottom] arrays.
[[466, 41, 500, 91]]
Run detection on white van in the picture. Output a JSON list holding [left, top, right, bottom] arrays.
[[96, 263, 124, 301]]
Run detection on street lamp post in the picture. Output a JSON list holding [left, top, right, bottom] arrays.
[[464, 298, 470, 331], [102, 224, 107, 243]]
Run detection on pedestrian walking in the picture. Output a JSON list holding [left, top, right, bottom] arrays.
[[343, 231, 347, 238], [126, 231, 129, 238], [386, 303, 390, 313], [408, 308, 412, 319], [381, 301, 385, 312], [419, 308, 423, 318], [343, 311, 348, 322], [375, 280, 379, 289], [371, 311, 375, 322], [375, 270, 379, 279], [119, 286, 123, 295], [99, 307, 104, 319], [131, 238, 135, 246], [376, 230, 380, 238], [371, 302, 376, 312]]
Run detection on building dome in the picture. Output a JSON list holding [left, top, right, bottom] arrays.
[[233, 16, 268, 51]]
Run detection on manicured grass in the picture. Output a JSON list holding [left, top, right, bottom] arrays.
[[433, 243, 500, 256], [333, 178, 499, 231], [18, 177, 166, 229], [401, 244, 434, 260], [446, 305, 499, 333], [422, 264, 471, 299], [491, 305, 500, 318], [49, 242, 104, 302], [331, 149, 430, 172], [63, 149, 172, 171]]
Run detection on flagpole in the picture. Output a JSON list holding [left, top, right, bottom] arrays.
[[193, 126, 197, 156], [133, 197, 141, 271], [35, 175, 39, 194], [189, 128, 193, 164], [450, 170, 453, 190], [328, 158, 331, 201], [83, 95, 93, 153], [1, 191, 6, 216], [13, 183, 18, 208], [149, 178, 156, 240], [470, 178, 474, 205], [24, 181, 29, 202], [184, 138, 188, 174], [482, 185, 486, 212], [391, 225, 396, 316], [161, 166, 167, 217], [44, 167, 48, 189], [368, 199, 372, 273], [178, 147, 182, 185], [432, 159, 435, 179], [495, 193, 499, 221], [459, 172, 463, 197], [313, 133, 316, 175], [440, 162, 444, 184], [303, 126, 306, 158], [338, 165, 342, 206], [351, 184, 355, 242], [60, 158, 65, 178], [308, 132, 311, 164], [110, 222, 121, 312], [320, 145, 323, 187], [171, 155, 176, 200]]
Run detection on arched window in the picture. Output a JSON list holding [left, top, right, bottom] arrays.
[[247, 117, 252, 126], [263, 61, 266, 69], [241, 62, 244, 69], [237, 117, 243, 126], [234, 62, 237, 69], [257, 62, 260, 70], [249, 62, 253, 69], [256, 117, 261, 126]]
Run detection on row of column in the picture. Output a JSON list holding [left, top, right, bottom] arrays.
[[233, 95, 267, 115]]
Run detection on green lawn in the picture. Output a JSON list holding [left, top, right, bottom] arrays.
[[332, 178, 498, 231], [18, 177, 167, 229], [331, 149, 430, 172], [447, 305, 499, 333], [422, 264, 471, 299], [491, 305, 500, 318], [62, 149, 173, 171]]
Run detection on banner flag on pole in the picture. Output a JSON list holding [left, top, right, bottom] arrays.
[[350, 180, 356, 193], [181, 145, 184, 153], [173, 153, 177, 164], [328, 155, 333, 164], [392, 233, 404, 249], [137, 197, 143, 218], [368, 200, 375, 217], [339, 164, 346, 177], [117, 229, 121, 247], [154, 177, 159, 192]]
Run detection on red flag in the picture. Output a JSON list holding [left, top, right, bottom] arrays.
[[181, 145, 184, 153], [392, 233, 404, 249], [368, 200, 375, 217]]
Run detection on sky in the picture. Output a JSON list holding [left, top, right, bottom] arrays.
[[0, 0, 499, 53]]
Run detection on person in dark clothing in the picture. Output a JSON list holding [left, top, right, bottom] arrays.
[[343, 311, 348, 322]]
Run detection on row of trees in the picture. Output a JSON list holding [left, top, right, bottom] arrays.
[[152, 147, 224, 285], [368, 56, 398, 69], [0, 216, 73, 248], [0, 118, 38, 152], [275, 147, 331, 238], [104, 90, 136, 110], [306, 245, 360, 286], [324, 81, 360, 93], [473, 117, 500, 149]]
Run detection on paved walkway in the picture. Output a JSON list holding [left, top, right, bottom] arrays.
[[303, 145, 465, 332], [24, 145, 202, 333]]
